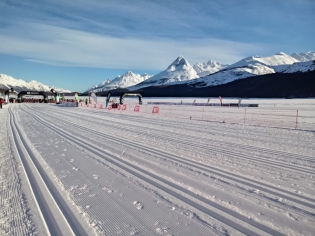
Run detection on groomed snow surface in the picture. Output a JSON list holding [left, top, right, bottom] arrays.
[[0, 99, 315, 236]]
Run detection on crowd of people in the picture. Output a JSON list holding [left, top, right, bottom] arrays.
[[17, 98, 82, 103], [21, 98, 47, 103], [0, 97, 85, 107]]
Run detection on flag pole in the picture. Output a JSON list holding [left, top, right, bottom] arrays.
[[88, 89, 90, 104]]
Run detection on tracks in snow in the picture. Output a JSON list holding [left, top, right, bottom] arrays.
[[79, 108, 315, 149], [8, 107, 87, 236], [27, 108, 315, 209], [20, 107, 305, 235], [39, 107, 315, 173]]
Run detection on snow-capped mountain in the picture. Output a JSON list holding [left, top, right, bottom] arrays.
[[189, 63, 275, 87], [106, 71, 151, 89], [283, 60, 315, 73], [86, 72, 151, 93], [193, 60, 228, 77], [96, 79, 111, 88], [87, 79, 111, 92], [291, 52, 315, 62], [187, 52, 315, 88], [85, 51, 314, 93], [228, 52, 299, 72], [130, 56, 199, 90], [0, 74, 71, 93]]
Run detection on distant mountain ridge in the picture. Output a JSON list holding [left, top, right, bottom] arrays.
[[283, 60, 315, 73], [3, 51, 313, 95], [86, 51, 314, 93], [129, 56, 199, 90], [187, 53, 314, 88], [0, 74, 71, 93], [189, 63, 275, 88], [227, 52, 300, 72], [85, 72, 151, 93], [291, 52, 315, 62], [136, 69, 315, 98], [193, 60, 228, 77]]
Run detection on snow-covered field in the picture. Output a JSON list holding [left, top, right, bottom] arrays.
[[0, 99, 315, 235]]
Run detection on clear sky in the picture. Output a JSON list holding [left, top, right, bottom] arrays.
[[0, 0, 314, 92]]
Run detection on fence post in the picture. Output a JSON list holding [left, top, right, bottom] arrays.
[[243, 109, 246, 125], [202, 108, 204, 121], [295, 110, 298, 129]]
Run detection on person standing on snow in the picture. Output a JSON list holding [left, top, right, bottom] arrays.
[[85, 98, 88, 105], [0, 98, 3, 109]]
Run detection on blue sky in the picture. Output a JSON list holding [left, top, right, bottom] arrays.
[[0, 0, 314, 92]]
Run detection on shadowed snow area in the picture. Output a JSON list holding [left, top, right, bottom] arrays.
[[1, 99, 315, 235]]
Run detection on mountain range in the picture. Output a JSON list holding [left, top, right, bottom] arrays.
[[87, 51, 315, 93], [0, 74, 71, 93], [86, 72, 151, 93], [1, 51, 314, 98], [135, 68, 315, 98]]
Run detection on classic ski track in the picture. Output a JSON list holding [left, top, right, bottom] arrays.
[[22, 109, 315, 221], [23, 108, 291, 236], [56, 107, 315, 161], [23, 106, 315, 206], [20, 108, 224, 236], [9, 108, 59, 236], [33, 107, 315, 173], [23, 106, 315, 202], [8, 108, 86, 236], [70, 113, 315, 171], [60, 105, 315, 147], [78, 106, 314, 144], [22, 108, 314, 233], [78, 103, 315, 132]]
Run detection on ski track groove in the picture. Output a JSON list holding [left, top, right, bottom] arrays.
[[29, 113, 278, 235], [71, 105, 315, 151], [35, 108, 315, 172], [51, 107, 315, 165], [27, 107, 314, 186], [19, 106, 221, 236], [20, 105, 309, 235], [78, 106, 315, 149], [0, 113, 34, 236], [24, 106, 315, 210], [8, 107, 87, 236], [41, 115, 315, 208]]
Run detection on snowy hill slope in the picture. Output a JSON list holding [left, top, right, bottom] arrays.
[[189, 63, 275, 87], [86, 51, 314, 93], [228, 52, 299, 72], [129, 56, 199, 90], [283, 60, 315, 73], [188, 52, 315, 88], [138, 69, 315, 98], [291, 52, 315, 62], [85, 72, 151, 93], [105, 71, 151, 89], [193, 60, 228, 77], [98, 79, 111, 87], [0, 74, 71, 92], [129, 52, 311, 90], [86, 79, 111, 93]]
